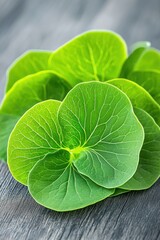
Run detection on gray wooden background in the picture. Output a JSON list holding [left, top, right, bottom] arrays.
[[0, 0, 160, 239]]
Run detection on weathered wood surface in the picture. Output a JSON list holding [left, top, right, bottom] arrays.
[[0, 0, 160, 239]]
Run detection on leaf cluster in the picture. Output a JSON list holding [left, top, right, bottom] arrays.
[[1, 31, 160, 211]]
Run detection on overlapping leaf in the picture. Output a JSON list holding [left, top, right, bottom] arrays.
[[6, 51, 51, 91], [129, 70, 160, 105], [120, 47, 160, 78], [8, 82, 144, 211], [1, 30, 160, 212], [119, 108, 160, 190], [0, 71, 70, 161], [120, 47, 147, 78], [28, 151, 114, 212], [112, 108, 160, 196], [1, 31, 128, 162], [108, 78, 160, 125]]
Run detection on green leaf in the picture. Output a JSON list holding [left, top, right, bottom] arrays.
[[4, 32, 160, 211], [131, 41, 151, 52], [8, 100, 62, 183], [0, 114, 19, 161], [120, 47, 147, 78], [49, 31, 127, 86], [6, 51, 51, 92], [8, 82, 144, 191], [0, 71, 70, 161], [135, 48, 160, 71], [111, 188, 129, 197], [120, 47, 160, 78], [8, 82, 144, 211], [119, 108, 160, 190], [111, 108, 160, 195], [28, 151, 114, 212], [58, 82, 144, 188], [129, 70, 160, 105], [108, 78, 160, 125]]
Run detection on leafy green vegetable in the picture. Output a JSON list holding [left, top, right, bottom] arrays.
[[108, 78, 160, 125], [6, 51, 51, 92], [8, 82, 144, 211], [0, 71, 70, 161], [1, 30, 160, 211], [49, 31, 127, 86], [129, 70, 160, 105], [1, 30, 128, 163]]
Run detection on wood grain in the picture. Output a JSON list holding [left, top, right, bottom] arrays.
[[0, 0, 160, 239]]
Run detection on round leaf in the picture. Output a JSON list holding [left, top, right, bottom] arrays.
[[8, 100, 62, 184], [58, 82, 144, 188], [49, 31, 127, 86], [8, 82, 144, 190]]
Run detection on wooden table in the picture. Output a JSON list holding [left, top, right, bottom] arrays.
[[0, 0, 160, 239]]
